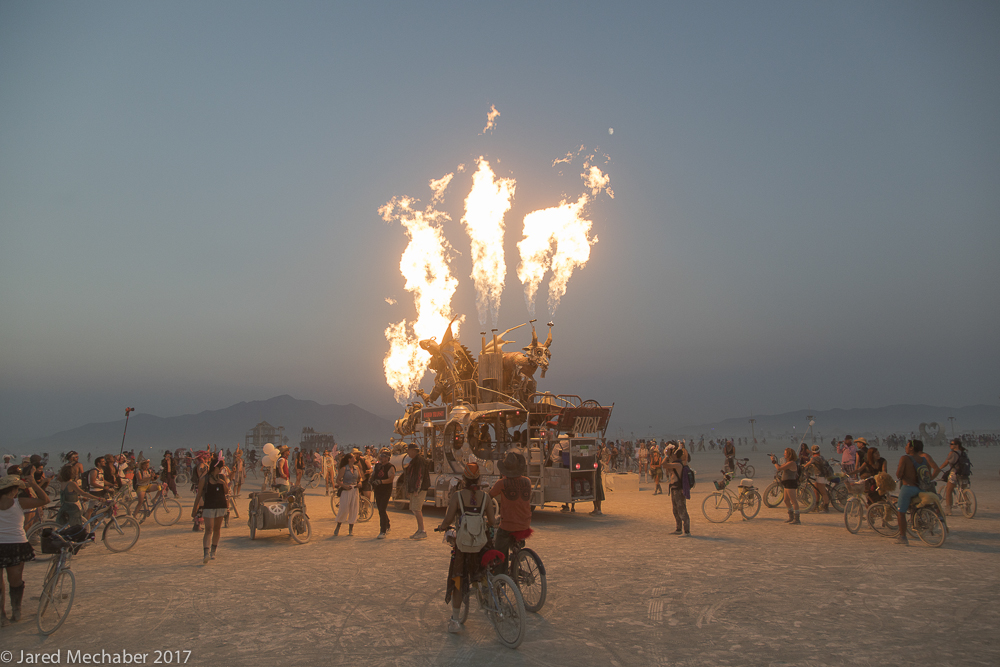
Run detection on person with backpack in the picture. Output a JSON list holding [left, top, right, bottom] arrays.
[[895, 439, 940, 546], [437, 463, 496, 634], [806, 445, 833, 512], [662, 444, 692, 536], [941, 438, 972, 516]]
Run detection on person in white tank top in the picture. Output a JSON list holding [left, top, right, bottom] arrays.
[[0, 473, 51, 625]]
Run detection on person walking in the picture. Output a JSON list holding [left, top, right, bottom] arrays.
[[650, 447, 663, 495], [160, 450, 179, 498], [0, 473, 50, 624], [322, 449, 335, 496], [333, 452, 361, 536], [192, 455, 230, 563], [772, 448, 801, 524], [403, 443, 430, 539], [371, 448, 396, 539], [662, 445, 691, 536], [274, 445, 291, 494], [293, 447, 305, 488]]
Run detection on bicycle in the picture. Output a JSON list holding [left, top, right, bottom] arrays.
[[507, 532, 546, 613], [938, 477, 976, 519], [702, 470, 762, 522], [842, 477, 877, 534], [127, 483, 182, 526], [27, 494, 141, 558], [330, 493, 374, 523], [866, 492, 948, 547], [732, 458, 756, 478], [763, 457, 818, 513], [435, 526, 527, 649], [36, 526, 95, 635]]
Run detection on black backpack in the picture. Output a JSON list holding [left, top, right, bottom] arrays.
[[955, 451, 972, 478]]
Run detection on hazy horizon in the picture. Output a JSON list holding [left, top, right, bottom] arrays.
[[3, 3, 998, 445]]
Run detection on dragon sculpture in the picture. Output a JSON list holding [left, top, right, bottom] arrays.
[[415, 316, 477, 405], [415, 319, 554, 408]]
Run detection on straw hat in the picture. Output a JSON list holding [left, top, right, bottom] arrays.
[[0, 475, 26, 492]]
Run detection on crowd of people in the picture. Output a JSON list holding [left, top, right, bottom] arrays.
[[0, 426, 985, 631]]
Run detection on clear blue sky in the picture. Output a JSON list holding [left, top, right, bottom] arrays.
[[2, 1, 998, 443]]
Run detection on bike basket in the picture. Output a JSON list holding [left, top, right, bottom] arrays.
[[40, 528, 66, 554], [739, 479, 755, 488], [713, 479, 726, 491]]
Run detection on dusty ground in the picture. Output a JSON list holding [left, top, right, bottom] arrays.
[[2, 447, 998, 666]]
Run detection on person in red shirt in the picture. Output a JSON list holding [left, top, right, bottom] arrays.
[[489, 452, 533, 564]]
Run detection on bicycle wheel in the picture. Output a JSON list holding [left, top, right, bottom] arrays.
[[358, 497, 374, 523], [701, 492, 733, 523], [512, 548, 547, 612], [763, 483, 784, 508], [960, 489, 977, 519], [289, 511, 311, 544], [459, 591, 470, 625], [176, 472, 189, 485], [27, 521, 62, 563], [102, 515, 141, 552], [830, 483, 848, 513], [744, 465, 755, 478], [330, 494, 339, 515], [739, 489, 762, 520], [843, 497, 864, 534], [488, 573, 526, 649], [36, 567, 75, 635], [154, 498, 183, 526], [308, 473, 321, 489], [912, 507, 946, 547], [796, 485, 817, 514], [867, 502, 900, 537]]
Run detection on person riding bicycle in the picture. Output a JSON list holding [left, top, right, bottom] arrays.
[[488, 451, 532, 566], [437, 463, 497, 634], [940, 438, 971, 516], [55, 464, 103, 527], [856, 447, 888, 504], [133, 459, 158, 514], [894, 439, 940, 547]]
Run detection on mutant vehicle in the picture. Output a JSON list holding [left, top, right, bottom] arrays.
[[390, 319, 613, 512]]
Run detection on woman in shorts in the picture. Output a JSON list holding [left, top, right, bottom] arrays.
[[773, 448, 801, 525], [192, 455, 229, 564], [1, 473, 50, 624]]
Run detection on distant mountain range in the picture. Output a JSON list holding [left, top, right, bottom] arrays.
[[12, 397, 1000, 458], [680, 404, 1000, 438], [20, 395, 395, 457]]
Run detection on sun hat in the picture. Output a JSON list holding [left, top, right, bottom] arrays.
[[0, 475, 26, 492], [811, 444, 820, 453], [497, 451, 526, 477]]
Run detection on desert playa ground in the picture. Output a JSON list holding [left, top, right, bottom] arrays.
[[2, 447, 998, 666]]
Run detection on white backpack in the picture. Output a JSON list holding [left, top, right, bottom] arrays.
[[455, 491, 488, 553]]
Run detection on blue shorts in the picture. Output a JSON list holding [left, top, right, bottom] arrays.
[[897, 484, 921, 512]]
